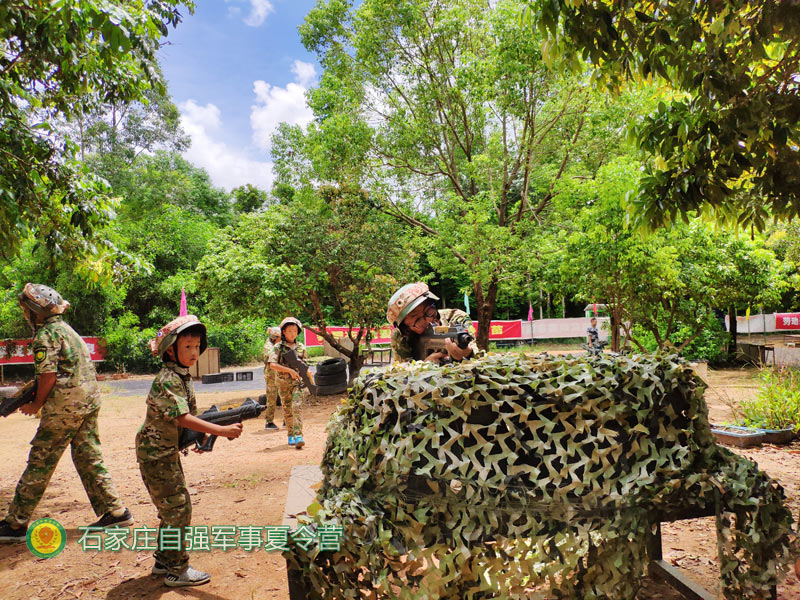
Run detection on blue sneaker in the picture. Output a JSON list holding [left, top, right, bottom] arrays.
[[294, 435, 305, 449], [288, 435, 296, 446]]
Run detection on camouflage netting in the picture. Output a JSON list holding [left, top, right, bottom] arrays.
[[287, 353, 795, 599]]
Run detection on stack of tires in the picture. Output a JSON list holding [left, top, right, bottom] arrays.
[[314, 358, 348, 396]]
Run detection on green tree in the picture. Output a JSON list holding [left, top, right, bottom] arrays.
[[532, 0, 800, 231], [197, 186, 417, 375], [299, 0, 638, 348], [232, 184, 269, 213], [0, 0, 194, 263], [561, 158, 784, 356]]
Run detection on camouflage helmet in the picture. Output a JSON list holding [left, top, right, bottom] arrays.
[[386, 282, 439, 326], [268, 326, 281, 341], [280, 317, 303, 332], [18, 283, 70, 316], [149, 315, 208, 357]]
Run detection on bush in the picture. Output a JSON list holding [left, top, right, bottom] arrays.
[[205, 318, 269, 367], [102, 312, 160, 373], [635, 312, 727, 363], [739, 367, 800, 432]]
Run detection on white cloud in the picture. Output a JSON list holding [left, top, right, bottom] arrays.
[[179, 99, 274, 191], [244, 0, 274, 26], [225, 0, 273, 27], [250, 60, 316, 152]]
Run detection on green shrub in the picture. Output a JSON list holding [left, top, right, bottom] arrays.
[[102, 312, 160, 373], [205, 318, 269, 367], [739, 367, 800, 432], [635, 312, 727, 363]]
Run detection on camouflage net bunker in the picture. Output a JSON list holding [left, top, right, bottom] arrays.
[[287, 353, 795, 599]]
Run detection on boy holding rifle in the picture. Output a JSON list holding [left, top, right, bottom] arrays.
[[136, 315, 242, 587], [268, 317, 309, 449]]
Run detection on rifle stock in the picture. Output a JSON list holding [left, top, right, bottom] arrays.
[[0, 380, 38, 417], [178, 397, 263, 452]]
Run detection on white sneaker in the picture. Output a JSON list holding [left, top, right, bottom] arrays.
[[164, 566, 210, 587]]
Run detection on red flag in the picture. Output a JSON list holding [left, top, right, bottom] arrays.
[[527, 302, 533, 322], [179, 288, 188, 317], [593, 302, 598, 316]]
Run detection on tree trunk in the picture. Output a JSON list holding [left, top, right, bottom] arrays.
[[474, 280, 499, 350], [610, 304, 622, 352], [728, 305, 738, 360]]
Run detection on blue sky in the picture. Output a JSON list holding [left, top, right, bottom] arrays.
[[157, 0, 320, 191]]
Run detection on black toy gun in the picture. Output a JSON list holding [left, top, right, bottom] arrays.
[[178, 397, 263, 452], [412, 324, 475, 361], [0, 380, 38, 417], [284, 349, 317, 395]]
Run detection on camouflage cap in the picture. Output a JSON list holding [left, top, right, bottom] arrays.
[[280, 317, 303, 331], [18, 283, 70, 316], [149, 315, 208, 357], [269, 326, 281, 340], [386, 282, 439, 326]]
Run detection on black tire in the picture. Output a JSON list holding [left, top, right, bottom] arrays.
[[314, 371, 348, 386], [315, 381, 349, 396], [315, 358, 347, 376]]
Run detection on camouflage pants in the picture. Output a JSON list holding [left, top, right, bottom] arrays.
[[6, 407, 123, 527], [138, 454, 191, 574], [276, 377, 303, 436], [263, 367, 279, 423]]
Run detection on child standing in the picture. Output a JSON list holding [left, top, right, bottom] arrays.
[[136, 315, 242, 587], [268, 317, 307, 449]]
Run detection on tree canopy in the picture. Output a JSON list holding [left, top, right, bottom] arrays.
[[0, 0, 193, 264], [530, 0, 800, 231]]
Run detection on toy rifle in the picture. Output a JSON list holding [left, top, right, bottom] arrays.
[[178, 397, 263, 452], [284, 348, 317, 395], [412, 324, 475, 362], [0, 380, 38, 417]]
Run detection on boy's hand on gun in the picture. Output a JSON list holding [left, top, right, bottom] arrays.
[[289, 369, 301, 381], [222, 423, 243, 439]]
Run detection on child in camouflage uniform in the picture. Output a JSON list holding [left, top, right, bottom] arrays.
[[268, 317, 307, 449], [263, 326, 281, 430], [136, 315, 242, 587], [0, 284, 132, 542], [387, 282, 480, 363]]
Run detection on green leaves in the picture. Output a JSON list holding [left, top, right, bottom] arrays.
[[530, 0, 800, 231], [0, 0, 194, 262]]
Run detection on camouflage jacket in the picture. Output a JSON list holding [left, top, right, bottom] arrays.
[[263, 339, 274, 376], [33, 315, 99, 414], [391, 308, 481, 362], [268, 340, 307, 382], [136, 362, 196, 462]]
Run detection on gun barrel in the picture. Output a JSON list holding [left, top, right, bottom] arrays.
[[178, 398, 263, 451]]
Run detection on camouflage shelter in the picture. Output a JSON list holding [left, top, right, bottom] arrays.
[[287, 353, 795, 599]]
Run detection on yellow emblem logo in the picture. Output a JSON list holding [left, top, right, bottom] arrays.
[[26, 518, 66, 559], [34, 349, 46, 362]]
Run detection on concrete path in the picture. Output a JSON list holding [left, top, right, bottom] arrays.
[[104, 367, 265, 397]]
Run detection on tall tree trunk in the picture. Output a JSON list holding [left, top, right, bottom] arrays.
[[728, 305, 738, 360], [611, 305, 622, 352], [474, 280, 499, 350]]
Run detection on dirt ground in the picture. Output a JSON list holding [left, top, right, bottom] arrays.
[[0, 365, 799, 600]]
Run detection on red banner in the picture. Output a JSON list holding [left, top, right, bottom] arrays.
[[304, 326, 393, 347], [0, 337, 106, 365], [474, 320, 523, 339], [775, 313, 800, 330], [304, 320, 524, 346]]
